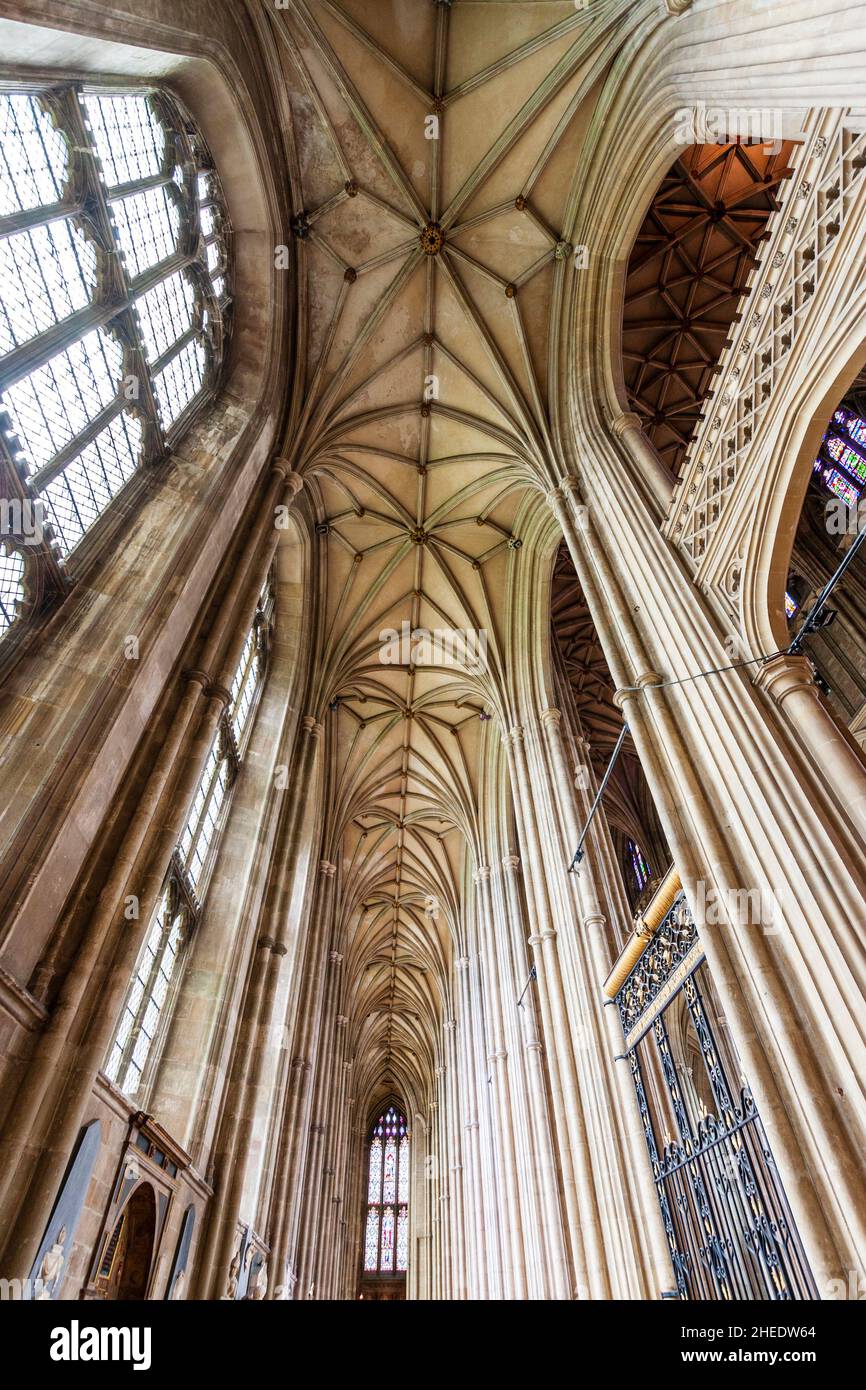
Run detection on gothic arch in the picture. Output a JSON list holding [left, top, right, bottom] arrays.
[[740, 325, 866, 657]]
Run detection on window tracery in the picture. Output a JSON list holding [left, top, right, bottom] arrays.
[[363, 1106, 409, 1274], [0, 84, 232, 638]]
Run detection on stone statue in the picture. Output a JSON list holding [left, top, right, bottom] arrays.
[[252, 1259, 268, 1301], [226, 1250, 240, 1300], [35, 1226, 67, 1300], [171, 1267, 186, 1301]]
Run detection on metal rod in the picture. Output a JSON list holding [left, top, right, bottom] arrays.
[[516, 964, 537, 1008], [789, 518, 866, 653], [569, 722, 629, 871]]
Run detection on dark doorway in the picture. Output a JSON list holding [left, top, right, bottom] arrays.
[[101, 1183, 157, 1301]]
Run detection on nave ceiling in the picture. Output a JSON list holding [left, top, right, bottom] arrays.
[[260, 0, 762, 1105], [261, 0, 647, 1105]]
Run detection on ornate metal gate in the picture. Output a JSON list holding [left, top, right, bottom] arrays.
[[615, 887, 817, 1300]]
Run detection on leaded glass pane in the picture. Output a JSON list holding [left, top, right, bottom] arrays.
[[105, 886, 185, 1099], [39, 411, 142, 556], [396, 1207, 408, 1272], [0, 218, 96, 356], [383, 1139, 397, 1203], [0, 544, 25, 634], [364, 1208, 379, 1273], [3, 327, 123, 474], [178, 737, 230, 890], [134, 270, 195, 362], [367, 1137, 383, 1203], [82, 93, 166, 189], [398, 1135, 409, 1203], [380, 1206, 395, 1271], [154, 338, 205, 428], [0, 94, 67, 216], [230, 625, 260, 744], [111, 184, 180, 278]]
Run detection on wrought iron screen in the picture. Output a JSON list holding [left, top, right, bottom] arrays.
[[617, 891, 817, 1300]]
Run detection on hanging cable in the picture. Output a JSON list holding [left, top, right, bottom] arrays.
[[568, 520, 866, 871]]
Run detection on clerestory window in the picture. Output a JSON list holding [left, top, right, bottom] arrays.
[[104, 575, 272, 1099], [0, 84, 231, 638]]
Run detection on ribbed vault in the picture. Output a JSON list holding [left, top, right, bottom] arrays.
[[265, 0, 643, 1107]]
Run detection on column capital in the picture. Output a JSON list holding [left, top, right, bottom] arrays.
[[473, 865, 491, 884], [444, 1017, 457, 1032], [329, 949, 344, 963], [609, 409, 643, 440], [206, 681, 233, 709], [614, 671, 662, 708], [540, 707, 562, 730], [184, 666, 211, 691], [303, 714, 325, 738], [663, 0, 693, 13], [455, 956, 471, 971], [320, 860, 337, 877], [753, 653, 815, 708], [335, 1014, 349, 1027], [546, 486, 566, 513], [501, 854, 520, 872], [582, 913, 606, 932]]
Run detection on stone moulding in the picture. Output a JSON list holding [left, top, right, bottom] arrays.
[[663, 110, 866, 607]]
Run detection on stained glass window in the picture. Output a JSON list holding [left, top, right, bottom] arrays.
[[813, 406, 866, 509], [103, 581, 271, 1098], [362, 1105, 409, 1277], [0, 84, 231, 638], [785, 591, 799, 620], [628, 839, 652, 893]]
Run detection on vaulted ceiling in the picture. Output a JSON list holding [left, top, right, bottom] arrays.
[[263, 0, 647, 1104]]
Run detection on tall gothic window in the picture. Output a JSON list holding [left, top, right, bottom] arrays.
[[628, 839, 652, 893], [104, 577, 272, 1097], [363, 1106, 409, 1275], [0, 84, 231, 638]]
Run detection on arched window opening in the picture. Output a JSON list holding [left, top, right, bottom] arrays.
[[103, 577, 271, 1098], [0, 83, 232, 638], [363, 1106, 409, 1275], [627, 839, 652, 893], [784, 378, 866, 740]]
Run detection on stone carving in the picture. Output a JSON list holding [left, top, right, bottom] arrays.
[[664, 112, 866, 599], [226, 1249, 240, 1300], [35, 1225, 67, 1300]]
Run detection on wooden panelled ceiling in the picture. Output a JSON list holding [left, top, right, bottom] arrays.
[[623, 141, 795, 478]]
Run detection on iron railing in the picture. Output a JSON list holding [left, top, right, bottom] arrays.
[[617, 890, 818, 1301]]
